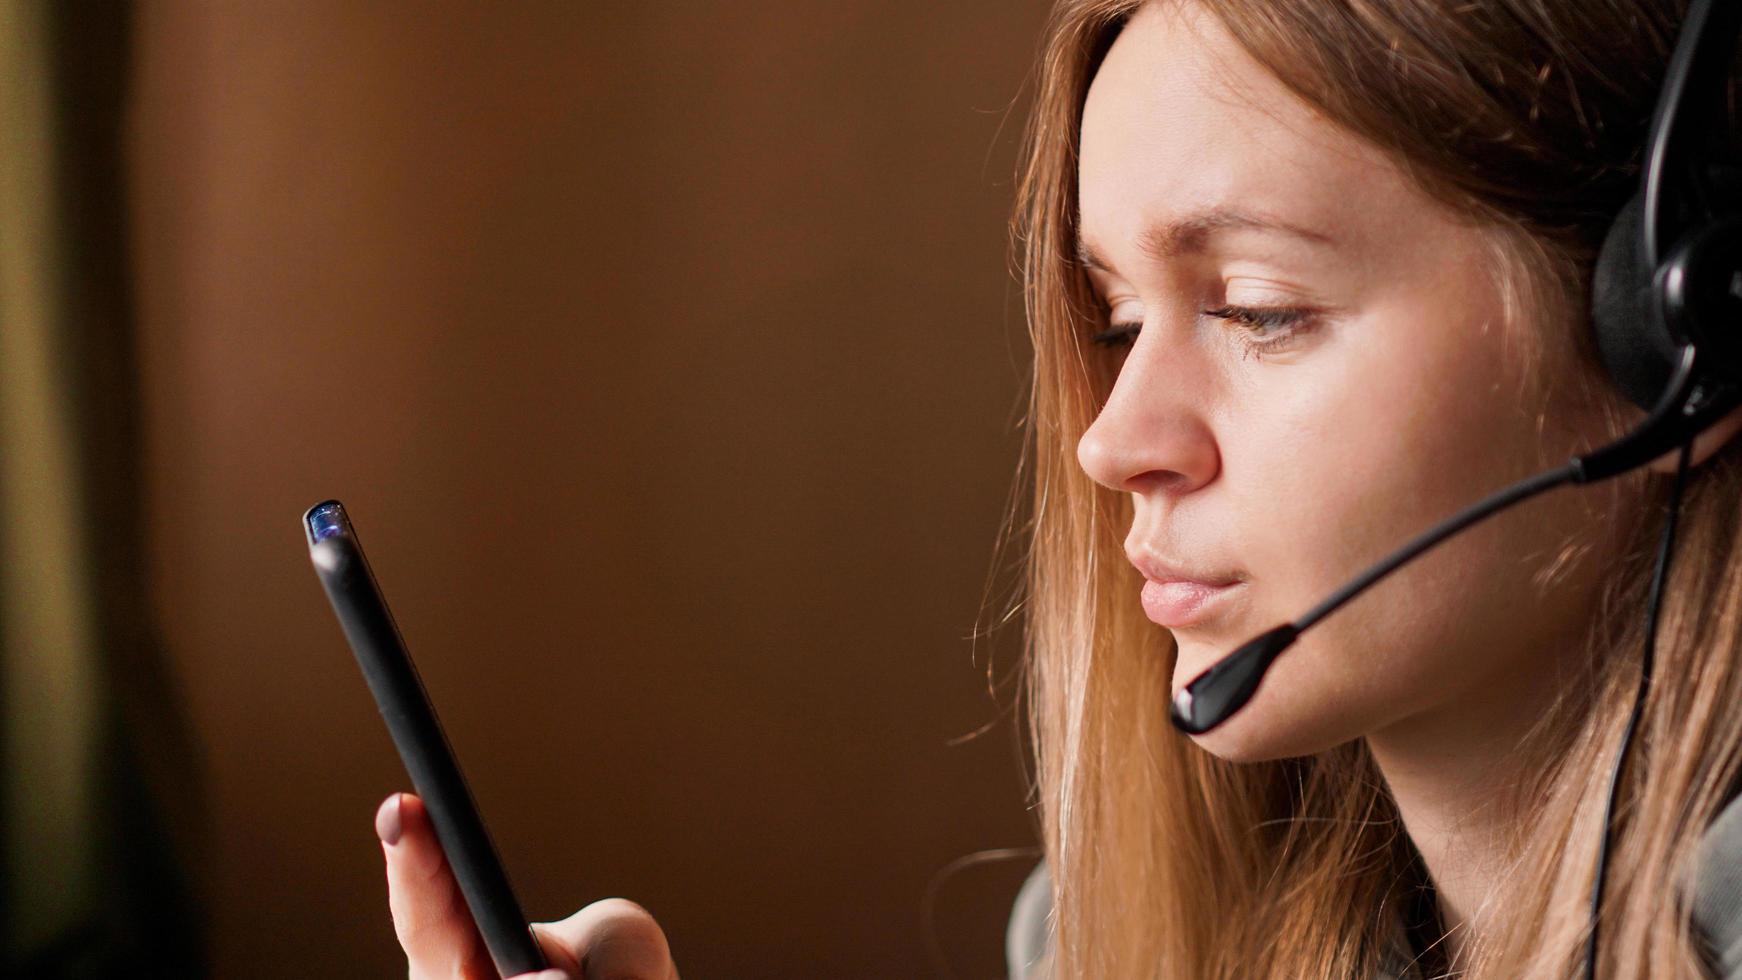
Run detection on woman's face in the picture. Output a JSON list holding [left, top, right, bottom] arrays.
[[1074, 1, 1631, 762]]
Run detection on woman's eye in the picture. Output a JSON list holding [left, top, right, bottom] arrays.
[[1207, 304, 1315, 359], [1090, 322, 1141, 348], [1205, 303, 1308, 338]]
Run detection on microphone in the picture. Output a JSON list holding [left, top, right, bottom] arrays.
[[1169, 345, 1741, 735]]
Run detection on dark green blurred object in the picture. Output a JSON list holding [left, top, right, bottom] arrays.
[[0, 1, 204, 976]]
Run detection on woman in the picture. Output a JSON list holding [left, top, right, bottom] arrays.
[[376, 0, 1742, 976]]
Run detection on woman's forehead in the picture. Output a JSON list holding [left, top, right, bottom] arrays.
[[1077, 1, 1411, 267]]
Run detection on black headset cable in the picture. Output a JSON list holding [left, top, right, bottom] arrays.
[[1583, 433, 1695, 980]]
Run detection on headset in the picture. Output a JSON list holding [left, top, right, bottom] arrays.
[[1159, 0, 1742, 976]]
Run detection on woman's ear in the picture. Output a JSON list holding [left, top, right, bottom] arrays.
[[1646, 403, 1742, 473]]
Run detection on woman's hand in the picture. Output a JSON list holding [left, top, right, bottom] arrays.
[[376, 792, 680, 980]]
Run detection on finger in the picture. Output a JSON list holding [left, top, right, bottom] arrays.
[[530, 926, 583, 976], [534, 898, 678, 980], [378, 792, 496, 980]]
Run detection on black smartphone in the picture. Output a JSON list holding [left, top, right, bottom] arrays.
[[303, 499, 546, 978]]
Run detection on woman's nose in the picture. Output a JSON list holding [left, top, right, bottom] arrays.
[[1075, 356, 1219, 497]]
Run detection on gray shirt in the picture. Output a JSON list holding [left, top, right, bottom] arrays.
[[1006, 790, 1742, 978]]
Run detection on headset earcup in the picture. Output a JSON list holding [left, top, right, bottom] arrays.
[[1660, 218, 1742, 385], [1591, 190, 1680, 412]]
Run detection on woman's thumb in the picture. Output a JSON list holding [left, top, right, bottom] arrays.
[[532, 898, 678, 980]]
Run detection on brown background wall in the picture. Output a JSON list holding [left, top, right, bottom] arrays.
[[126, 3, 1047, 977]]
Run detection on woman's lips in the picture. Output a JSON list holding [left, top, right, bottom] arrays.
[[1140, 579, 1243, 628]]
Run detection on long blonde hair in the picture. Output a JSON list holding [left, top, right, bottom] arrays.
[[1003, 0, 1742, 976]]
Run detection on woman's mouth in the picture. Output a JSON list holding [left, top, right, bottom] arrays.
[[1140, 578, 1244, 628]]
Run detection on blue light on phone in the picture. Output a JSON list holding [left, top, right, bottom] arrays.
[[307, 500, 348, 543]]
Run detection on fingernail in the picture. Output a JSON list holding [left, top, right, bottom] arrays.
[[523, 971, 571, 980], [375, 793, 403, 846]]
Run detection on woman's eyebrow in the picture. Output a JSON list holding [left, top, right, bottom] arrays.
[[1075, 205, 1338, 272]]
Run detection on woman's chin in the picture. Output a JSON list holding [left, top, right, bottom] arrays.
[[1170, 657, 1362, 763]]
